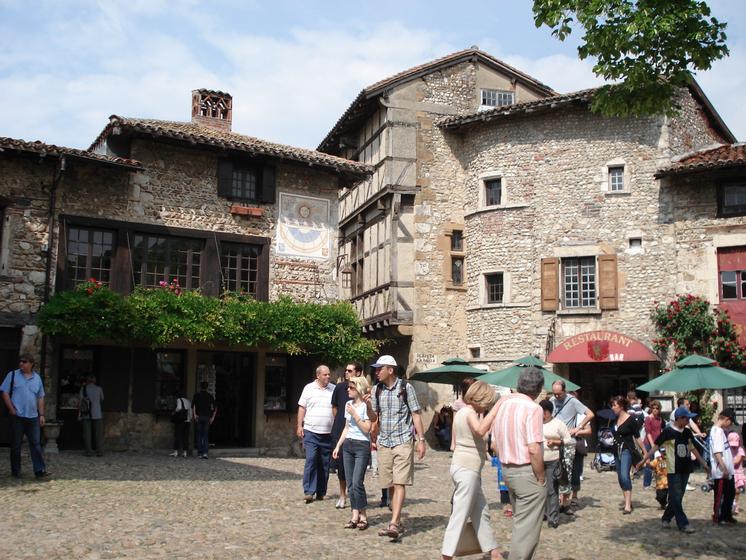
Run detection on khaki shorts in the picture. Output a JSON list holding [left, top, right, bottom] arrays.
[[378, 441, 415, 487]]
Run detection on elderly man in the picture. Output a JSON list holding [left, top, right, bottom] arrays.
[[296, 364, 335, 503], [371, 355, 425, 541], [1, 353, 48, 479], [491, 367, 545, 560], [550, 380, 594, 513]]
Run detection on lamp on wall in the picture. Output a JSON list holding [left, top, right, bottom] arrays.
[[336, 254, 353, 275]]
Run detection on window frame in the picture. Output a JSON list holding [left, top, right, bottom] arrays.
[[64, 225, 116, 288], [561, 256, 597, 309], [230, 163, 261, 203], [719, 269, 746, 301], [717, 180, 746, 217], [446, 227, 466, 289], [608, 166, 625, 192], [131, 233, 204, 290], [220, 241, 262, 296], [485, 272, 504, 304], [480, 88, 515, 108]]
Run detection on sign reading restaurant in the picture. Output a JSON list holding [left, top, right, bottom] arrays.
[[547, 330, 659, 364]]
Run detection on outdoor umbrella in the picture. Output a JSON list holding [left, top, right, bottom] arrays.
[[477, 356, 580, 392], [636, 354, 746, 393], [409, 357, 486, 385]]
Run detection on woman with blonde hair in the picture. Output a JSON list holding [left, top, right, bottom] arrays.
[[332, 375, 372, 530], [441, 380, 503, 560]]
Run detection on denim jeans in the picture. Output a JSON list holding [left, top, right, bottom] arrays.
[[616, 448, 633, 491], [642, 442, 653, 488], [196, 416, 210, 456], [174, 422, 190, 453], [10, 416, 46, 476], [342, 438, 371, 510], [302, 429, 332, 497], [664, 473, 690, 528]]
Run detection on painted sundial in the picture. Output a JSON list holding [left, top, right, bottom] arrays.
[[276, 192, 330, 259]]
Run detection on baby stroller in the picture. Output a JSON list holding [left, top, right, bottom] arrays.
[[591, 409, 617, 472]]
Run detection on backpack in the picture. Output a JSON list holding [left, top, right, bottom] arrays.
[[375, 378, 410, 415], [172, 398, 188, 423], [80, 384, 92, 417]]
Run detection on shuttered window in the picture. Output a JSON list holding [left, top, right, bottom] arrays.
[[218, 159, 276, 204], [541, 255, 618, 311]]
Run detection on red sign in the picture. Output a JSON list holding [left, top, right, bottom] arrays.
[[548, 330, 658, 363]]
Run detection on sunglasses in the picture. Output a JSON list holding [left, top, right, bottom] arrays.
[[345, 369, 355, 373]]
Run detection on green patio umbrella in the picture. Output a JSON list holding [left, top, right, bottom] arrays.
[[409, 357, 486, 385], [477, 356, 580, 392], [636, 354, 746, 392]]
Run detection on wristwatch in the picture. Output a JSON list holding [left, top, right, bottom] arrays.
[[417, 437, 425, 442]]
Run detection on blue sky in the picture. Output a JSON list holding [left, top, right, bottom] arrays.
[[1, 0, 744, 150]]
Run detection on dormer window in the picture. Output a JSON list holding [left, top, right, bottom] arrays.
[[480, 89, 514, 109]]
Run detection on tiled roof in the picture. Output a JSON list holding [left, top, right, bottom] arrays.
[[436, 89, 597, 128], [657, 143, 746, 177], [92, 116, 372, 177], [0, 136, 142, 170], [317, 47, 557, 153]]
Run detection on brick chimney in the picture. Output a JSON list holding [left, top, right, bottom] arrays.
[[191, 89, 232, 132]]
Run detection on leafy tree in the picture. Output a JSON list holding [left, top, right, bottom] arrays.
[[533, 0, 729, 116]]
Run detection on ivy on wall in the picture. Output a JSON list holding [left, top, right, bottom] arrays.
[[38, 280, 380, 366]]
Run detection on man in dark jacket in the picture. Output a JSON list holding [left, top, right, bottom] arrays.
[[192, 381, 217, 459]]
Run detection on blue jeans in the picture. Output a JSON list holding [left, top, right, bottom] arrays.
[[642, 442, 653, 488], [342, 438, 370, 510], [196, 416, 210, 456], [664, 473, 690, 528], [616, 448, 633, 491], [10, 416, 46, 476], [303, 429, 332, 497]]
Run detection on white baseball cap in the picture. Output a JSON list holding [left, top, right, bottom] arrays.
[[371, 355, 397, 368]]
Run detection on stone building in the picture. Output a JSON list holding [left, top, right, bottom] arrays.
[[321, 48, 741, 416], [0, 89, 369, 450]]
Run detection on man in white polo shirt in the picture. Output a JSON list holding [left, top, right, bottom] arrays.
[[296, 364, 335, 503]]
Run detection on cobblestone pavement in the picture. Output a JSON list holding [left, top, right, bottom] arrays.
[[1, 448, 744, 559]]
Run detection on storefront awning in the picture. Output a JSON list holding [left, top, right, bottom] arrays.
[[547, 330, 658, 363]]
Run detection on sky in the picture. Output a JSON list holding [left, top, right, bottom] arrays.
[[1, 0, 744, 151]]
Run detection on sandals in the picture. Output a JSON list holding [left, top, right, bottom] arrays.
[[378, 523, 404, 538], [357, 519, 369, 531], [344, 519, 359, 529]]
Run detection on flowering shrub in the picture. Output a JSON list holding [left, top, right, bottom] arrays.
[[38, 281, 380, 365]]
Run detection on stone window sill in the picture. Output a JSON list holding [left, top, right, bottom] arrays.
[[557, 308, 602, 316], [446, 283, 467, 292], [465, 203, 530, 218], [604, 191, 631, 197], [466, 303, 530, 311]]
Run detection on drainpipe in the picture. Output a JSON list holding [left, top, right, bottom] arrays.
[[39, 155, 65, 387]]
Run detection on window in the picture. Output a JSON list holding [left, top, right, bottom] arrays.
[[132, 234, 203, 289], [480, 89, 514, 107], [719, 182, 746, 216], [218, 160, 276, 204], [231, 166, 259, 201], [485, 179, 502, 206], [221, 243, 260, 296], [66, 226, 115, 286], [448, 228, 465, 287], [720, 270, 746, 300], [609, 166, 625, 192], [154, 351, 186, 413], [563, 257, 596, 308], [485, 273, 504, 304], [450, 231, 463, 251]]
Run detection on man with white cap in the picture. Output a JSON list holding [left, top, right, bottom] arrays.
[[370, 355, 426, 540]]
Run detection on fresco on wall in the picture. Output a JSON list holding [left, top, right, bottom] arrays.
[[276, 192, 330, 259]]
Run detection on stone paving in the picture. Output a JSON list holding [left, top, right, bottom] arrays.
[[1, 448, 745, 559]]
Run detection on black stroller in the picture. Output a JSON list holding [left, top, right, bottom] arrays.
[[591, 409, 617, 472]]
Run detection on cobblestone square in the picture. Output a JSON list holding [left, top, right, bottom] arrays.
[[1, 449, 744, 559]]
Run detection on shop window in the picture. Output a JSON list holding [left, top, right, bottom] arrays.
[[718, 181, 746, 217], [58, 348, 95, 412], [265, 354, 289, 411], [132, 234, 203, 289], [154, 351, 186, 413], [66, 226, 115, 287], [221, 242, 260, 296]]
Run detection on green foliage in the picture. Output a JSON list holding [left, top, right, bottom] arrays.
[[38, 283, 380, 366], [650, 293, 746, 371], [533, 0, 729, 117]]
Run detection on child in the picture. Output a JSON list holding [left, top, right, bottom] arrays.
[[492, 455, 512, 517], [728, 431, 745, 514], [649, 448, 669, 510]]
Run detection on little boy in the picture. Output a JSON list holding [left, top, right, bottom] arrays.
[[649, 448, 669, 509]]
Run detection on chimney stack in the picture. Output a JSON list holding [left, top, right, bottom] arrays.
[[191, 89, 232, 132]]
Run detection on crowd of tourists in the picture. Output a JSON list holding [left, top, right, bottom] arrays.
[[295, 356, 745, 560]]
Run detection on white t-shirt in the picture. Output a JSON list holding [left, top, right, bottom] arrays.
[[298, 381, 335, 434], [710, 425, 735, 479], [344, 402, 370, 442]]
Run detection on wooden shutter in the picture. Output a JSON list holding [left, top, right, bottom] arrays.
[[598, 254, 619, 310], [541, 257, 559, 311], [217, 159, 233, 198], [261, 164, 276, 203]]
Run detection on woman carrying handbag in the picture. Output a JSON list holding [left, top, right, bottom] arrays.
[[441, 381, 503, 559]]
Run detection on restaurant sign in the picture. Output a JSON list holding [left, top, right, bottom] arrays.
[[547, 330, 658, 363]]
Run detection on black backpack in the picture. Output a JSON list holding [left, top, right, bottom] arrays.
[[172, 398, 188, 423]]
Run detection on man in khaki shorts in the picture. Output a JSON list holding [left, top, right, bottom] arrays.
[[370, 355, 426, 540]]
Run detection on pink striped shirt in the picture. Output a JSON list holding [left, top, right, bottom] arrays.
[[491, 393, 544, 466]]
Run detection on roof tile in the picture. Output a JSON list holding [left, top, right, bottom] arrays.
[[657, 143, 746, 176], [0, 136, 142, 169]]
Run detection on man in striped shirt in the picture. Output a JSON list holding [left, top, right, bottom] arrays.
[[491, 367, 545, 560], [296, 365, 335, 503]]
